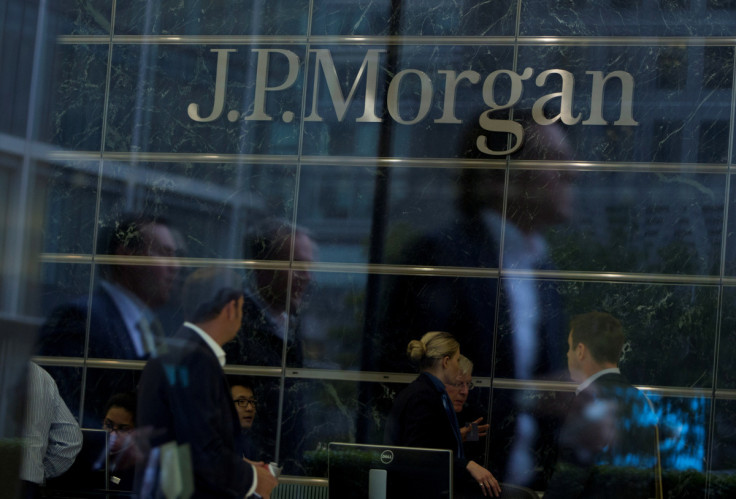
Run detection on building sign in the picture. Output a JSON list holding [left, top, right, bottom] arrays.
[[188, 48, 637, 156]]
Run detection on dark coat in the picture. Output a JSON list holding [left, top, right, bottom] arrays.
[[544, 372, 659, 499], [224, 291, 303, 368], [38, 286, 140, 360], [37, 286, 153, 426], [385, 373, 481, 496], [137, 325, 254, 499]]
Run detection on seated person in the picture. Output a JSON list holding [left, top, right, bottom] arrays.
[[46, 390, 141, 495], [445, 356, 489, 463], [230, 378, 267, 462], [102, 391, 139, 490]]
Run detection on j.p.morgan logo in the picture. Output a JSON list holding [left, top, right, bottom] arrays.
[[187, 48, 638, 156], [380, 450, 394, 465]]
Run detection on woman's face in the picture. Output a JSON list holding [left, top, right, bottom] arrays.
[[231, 385, 257, 429]]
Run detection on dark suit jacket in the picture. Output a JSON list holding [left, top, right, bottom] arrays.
[[38, 286, 139, 360], [37, 285, 152, 427], [544, 372, 659, 499], [224, 291, 303, 368], [137, 325, 254, 499], [385, 373, 473, 492]]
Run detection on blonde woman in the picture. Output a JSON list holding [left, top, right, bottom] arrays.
[[385, 332, 501, 498]]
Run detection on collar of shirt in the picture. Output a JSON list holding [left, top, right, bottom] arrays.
[[576, 367, 621, 395], [421, 371, 447, 393], [183, 321, 226, 367]]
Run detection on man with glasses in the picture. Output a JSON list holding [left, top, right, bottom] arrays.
[[231, 380, 266, 462], [445, 356, 489, 468]]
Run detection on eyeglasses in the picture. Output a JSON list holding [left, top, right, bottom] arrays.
[[233, 397, 257, 409], [103, 419, 133, 434], [448, 381, 475, 391]]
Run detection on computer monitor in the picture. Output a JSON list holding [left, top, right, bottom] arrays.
[[328, 442, 453, 499]]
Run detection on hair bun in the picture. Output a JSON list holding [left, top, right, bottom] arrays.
[[406, 339, 427, 363]]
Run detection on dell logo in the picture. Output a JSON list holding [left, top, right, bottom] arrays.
[[380, 450, 394, 464]]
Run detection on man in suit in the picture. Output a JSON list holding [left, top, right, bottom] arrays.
[[136, 267, 278, 498], [376, 115, 574, 486], [37, 213, 180, 426], [544, 311, 659, 499], [225, 218, 316, 368], [40, 213, 179, 360]]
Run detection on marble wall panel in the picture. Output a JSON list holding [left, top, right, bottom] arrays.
[[298, 166, 724, 275], [96, 161, 298, 259], [114, 0, 308, 36], [723, 180, 736, 276], [48, 0, 112, 35], [520, 0, 736, 37], [545, 170, 725, 275], [39, 262, 93, 322], [515, 45, 733, 163], [105, 44, 305, 154], [39, 42, 108, 150], [296, 164, 489, 264], [712, 399, 736, 476], [277, 378, 387, 475], [35, 161, 101, 256], [297, 271, 367, 370], [716, 287, 736, 390], [0, 1, 38, 137], [310, 0, 517, 36]]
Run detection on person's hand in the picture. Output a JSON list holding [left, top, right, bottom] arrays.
[[466, 460, 501, 497], [253, 463, 278, 499], [460, 417, 490, 441]]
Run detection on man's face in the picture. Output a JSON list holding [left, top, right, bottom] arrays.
[[567, 330, 584, 383], [103, 406, 135, 454], [231, 385, 257, 429], [257, 231, 316, 312], [509, 123, 577, 230], [119, 223, 180, 307], [445, 373, 471, 413]]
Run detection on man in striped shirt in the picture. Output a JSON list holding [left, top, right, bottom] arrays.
[[20, 362, 82, 498]]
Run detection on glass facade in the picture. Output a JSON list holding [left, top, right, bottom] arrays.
[[2, 0, 736, 497]]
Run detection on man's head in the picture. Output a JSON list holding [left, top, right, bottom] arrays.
[[445, 355, 474, 412], [567, 311, 625, 383], [456, 112, 576, 233], [103, 391, 136, 454], [245, 219, 317, 313], [230, 381, 257, 430], [103, 214, 180, 307], [182, 267, 244, 344]]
